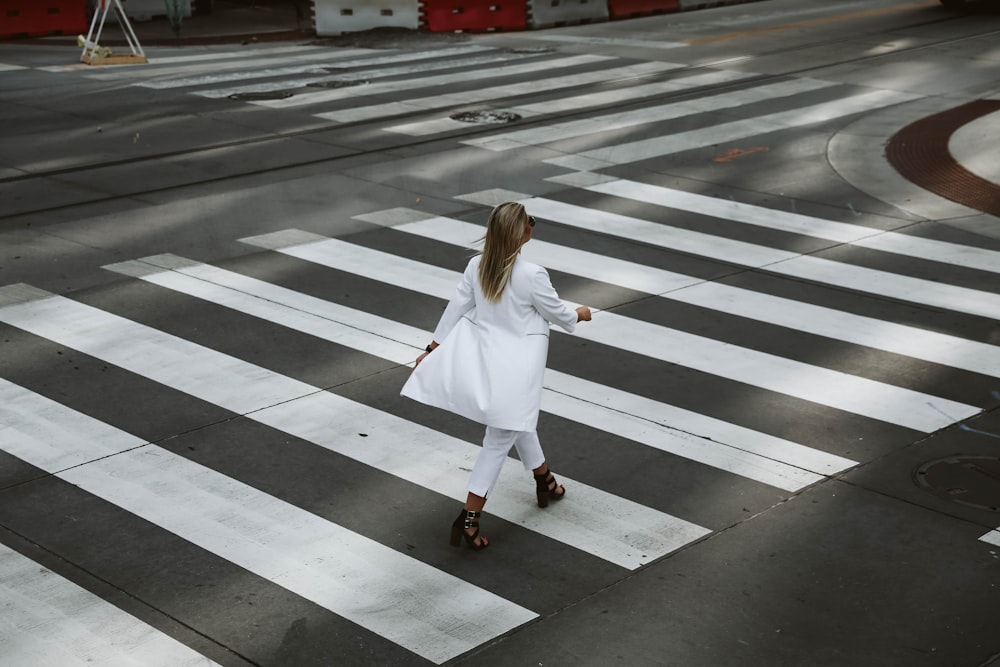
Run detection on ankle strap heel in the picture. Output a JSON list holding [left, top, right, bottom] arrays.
[[450, 509, 489, 550], [534, 470, 566, 508]]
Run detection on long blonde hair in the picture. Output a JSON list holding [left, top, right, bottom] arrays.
[[478, 202, 528, 303]]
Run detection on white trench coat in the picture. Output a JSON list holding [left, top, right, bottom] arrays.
[[401, 254, 578, 431]]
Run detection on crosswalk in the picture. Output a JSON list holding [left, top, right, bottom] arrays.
[[4, 40, 1000, 665]]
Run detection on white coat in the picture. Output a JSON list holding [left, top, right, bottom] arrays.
[[401, 253, 578, 431]]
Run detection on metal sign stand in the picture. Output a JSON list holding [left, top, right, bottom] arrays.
[[80, 0, 148, 65]]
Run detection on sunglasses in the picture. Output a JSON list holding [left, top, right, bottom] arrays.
[[528, 216, 536, 227]]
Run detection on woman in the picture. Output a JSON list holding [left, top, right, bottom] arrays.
[[401, 202, 592, 550]]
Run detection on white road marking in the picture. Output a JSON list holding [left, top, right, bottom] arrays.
[[462, 77, 834, 151], [589, 178, 1000, 274], [0, 541, 218, 667], [0, 377, 534, 665], [105, 254, 851, 490], [0, 286, 708, 570], [512, 196, 1000, 321], [377, 61, 683, 134], [263, 54, 612, 110], [543, 89, 920, 169], [382, 213, 1000, 378], [239, 231, 981, 432]]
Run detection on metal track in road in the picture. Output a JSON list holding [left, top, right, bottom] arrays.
[[2, 20, 998, 223]]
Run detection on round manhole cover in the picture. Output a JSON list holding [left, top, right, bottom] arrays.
[[450, 110, 522, 124], [915, 456, 1000, 511], [228, 91, 293, 101]]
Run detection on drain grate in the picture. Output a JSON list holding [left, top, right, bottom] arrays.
[[505, 47, 556, 54], [915, 456, 1000, 512], [228, 91, 293, 101], [307, 79, 369, 89], [450, 110, 521, 124]]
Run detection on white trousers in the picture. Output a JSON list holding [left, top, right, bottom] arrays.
[[467, 427, 545, 498]]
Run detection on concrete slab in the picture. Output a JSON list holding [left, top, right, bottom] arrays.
[[465, 479, 1000, 667], [845, 408, 1000, 529]]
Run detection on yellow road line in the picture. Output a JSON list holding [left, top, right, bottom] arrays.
[[687, 1, 938, 46]]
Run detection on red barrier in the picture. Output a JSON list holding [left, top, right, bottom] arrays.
[[420, 0, 527, 32], [0, 0, 87, 38], [607, 0, 679, 19]]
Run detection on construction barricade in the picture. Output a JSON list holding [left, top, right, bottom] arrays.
[[314, 0, 419, 35], [606, 0, 678, 19], [420, 0, 527, 32], [527, 0, 607, 28], [0, 0, 87, 38]]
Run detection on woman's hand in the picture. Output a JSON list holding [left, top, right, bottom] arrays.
[[576, 306, 592, 322], [414, 342, 438, 368]]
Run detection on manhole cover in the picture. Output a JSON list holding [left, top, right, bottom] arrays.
[[307, 79, 368, 89], [915, 456, 1000, 511], [450, 110, 522, 124], [228, 91, 293, 101]]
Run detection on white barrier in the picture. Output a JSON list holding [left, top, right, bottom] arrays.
[[528, 0, 608, 28], [314, 0, 419, 35]]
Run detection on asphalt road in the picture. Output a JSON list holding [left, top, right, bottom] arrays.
[[1, 1, 999, 665]]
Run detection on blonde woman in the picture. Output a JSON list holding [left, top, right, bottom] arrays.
[[401, 202, 592, 550]]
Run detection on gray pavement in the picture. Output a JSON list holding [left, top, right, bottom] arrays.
[[21, 0, 1000, 197], [2, 2, 1000, 665]]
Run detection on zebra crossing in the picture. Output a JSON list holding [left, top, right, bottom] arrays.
[[12, 42, 838, 137], [16, 40, 932, 149], [3, 186, 998, 661], [4, 40, 1000, 665]]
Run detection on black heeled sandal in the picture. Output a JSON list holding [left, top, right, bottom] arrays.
[[533, 469, 566, 508], [450, 509, 489, 550]]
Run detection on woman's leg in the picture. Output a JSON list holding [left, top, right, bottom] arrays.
[[512, 430, 544, 472], [467, 427, 518, 498], [455, 427, 518, 549], [512, 431, 565, 503]]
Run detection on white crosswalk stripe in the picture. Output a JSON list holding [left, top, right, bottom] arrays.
[[587, 179, 1000, 274], [84, 45, 356, 80], [238, 230, 981, 432], [385, 68, 757, 136], [0, 284, 709, 571], [543, 89, 921, 170], [465, 193, 1000, 321], [0, 542, 218, 667], [190, 49, 538, 99], [0, 375, 536, 664], [140, 45, 495, 91], [256, 53, 613, 110], [360, 211, 1000, 379], [103, 253, 852, 490], [317, 60, 681, 125], [462, 77, 835, 151]]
